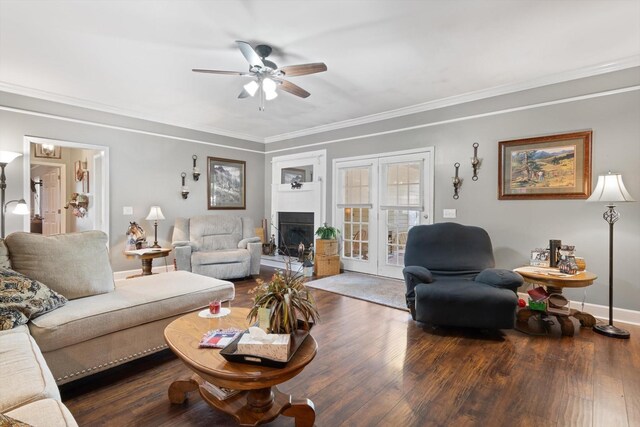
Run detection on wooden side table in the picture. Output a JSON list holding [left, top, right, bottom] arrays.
[[124, 248, 171, 277], [514, 266, 597, 336]]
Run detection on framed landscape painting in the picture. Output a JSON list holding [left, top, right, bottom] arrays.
[[498, 131, 592, 200], [207, 157, 246, 209]]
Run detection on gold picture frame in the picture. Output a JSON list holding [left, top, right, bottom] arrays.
[[498, 131, 592, 200]]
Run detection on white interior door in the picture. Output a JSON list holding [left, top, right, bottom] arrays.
[[335, 150, 432, 279], [42, 167, 62, 235]]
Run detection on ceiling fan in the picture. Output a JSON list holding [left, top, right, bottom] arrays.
[[193, 41, 327, 111]]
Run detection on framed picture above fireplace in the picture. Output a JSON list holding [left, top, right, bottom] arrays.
[[281, 168, 306, 184], [207, 157, 246, 210]]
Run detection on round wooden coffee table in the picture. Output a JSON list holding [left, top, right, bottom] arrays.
[[164, 307, 317, 426]]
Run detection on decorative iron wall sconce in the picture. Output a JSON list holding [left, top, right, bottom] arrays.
[[180, 172, 189, 199], [471, 142, 481, 181], [453, 162, 462, 199], [192, 155, 200, 181]]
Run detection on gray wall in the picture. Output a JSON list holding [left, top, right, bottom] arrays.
[[0, 92, 266, 271], [265, 68, 640, 311]]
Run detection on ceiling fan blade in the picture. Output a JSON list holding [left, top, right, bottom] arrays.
[[280, 63, 327, 77], [192, 69, 251, 76], [280, 80, 310, 98], [238, 89, 251, 99], [236, 41, 264, 67]]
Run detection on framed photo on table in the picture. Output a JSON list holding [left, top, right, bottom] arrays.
[[498, 131, 592, 200], [207, 157, 246, 210]]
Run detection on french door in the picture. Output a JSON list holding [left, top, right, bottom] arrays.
[[334, 150, 433, 279]]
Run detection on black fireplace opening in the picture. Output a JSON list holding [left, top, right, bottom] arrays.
[[278, 212, 314, 258]]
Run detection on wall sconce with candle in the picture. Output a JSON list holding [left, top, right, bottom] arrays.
[[452, 162, 462, 199], [192, 155, 200, 181], [181, 172, 189, 199], [471, 142, 481, 181]]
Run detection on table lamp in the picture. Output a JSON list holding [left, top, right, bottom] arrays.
[[0, 151, 24, 238], [145, 206, 165, 248], [586, 171, 635, 339]]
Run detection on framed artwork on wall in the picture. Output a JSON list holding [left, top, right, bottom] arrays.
[[498, 130, 592, 200], [281, 168, 306, 184], [207, 157, 246, 210], [34, 144, 61, 159]]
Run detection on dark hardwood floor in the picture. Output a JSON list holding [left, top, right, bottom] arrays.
[[61, 268, 640, 426]]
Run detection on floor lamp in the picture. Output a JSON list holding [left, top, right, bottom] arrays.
[[586, 172, 635, 339], [0, 151, 23, 238], [146, 206, 165, 248]]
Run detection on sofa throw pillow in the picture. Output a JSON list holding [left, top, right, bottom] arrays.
[[5, 231, 114, 300], [0, 268, 67, 331], [0, 239, 10, 269], [0, 413, 32, 427]]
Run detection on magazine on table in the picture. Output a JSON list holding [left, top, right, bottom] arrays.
[[201, 381, 241, 401], [199, 328, 243, 349]]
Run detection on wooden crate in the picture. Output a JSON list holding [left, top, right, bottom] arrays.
[[315, 255, 340, 277], [315, 239, 338, 257]]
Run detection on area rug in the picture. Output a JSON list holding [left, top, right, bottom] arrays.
[[305, 272, 408, 311]]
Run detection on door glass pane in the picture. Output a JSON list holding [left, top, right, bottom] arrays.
[[382, 161, 422, 208], [341, 167, 370, 205], [386, 209, 420, 266]]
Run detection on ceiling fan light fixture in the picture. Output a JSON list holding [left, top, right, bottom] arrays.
[[265, 89, 278, 101], [262, 78, 276, 93], [244, 80, 259, 97]]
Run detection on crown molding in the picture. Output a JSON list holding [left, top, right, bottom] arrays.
[[264, 56, 640, 143], [0, 81, 265, 143], [1, 56, 638, 146]]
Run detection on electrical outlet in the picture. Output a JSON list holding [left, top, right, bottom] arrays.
[[443, 209, 457, 218], [123, 206, 133, 215]]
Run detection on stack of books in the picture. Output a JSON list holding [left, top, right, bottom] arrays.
[[201, 381, 241, 401]]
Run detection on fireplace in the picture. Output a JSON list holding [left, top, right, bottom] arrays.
[[278, 212, 314, 257]]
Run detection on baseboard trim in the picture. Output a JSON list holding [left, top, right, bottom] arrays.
[[517, 292, 640, 327], [113, 265, 176, 281]]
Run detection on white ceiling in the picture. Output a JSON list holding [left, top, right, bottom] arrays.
[[1, 0, 639, 143]]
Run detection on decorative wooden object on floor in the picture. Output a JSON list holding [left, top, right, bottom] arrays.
[[124, 248, 171, 277], [164, 307, 317, 427], [314, 238, 340, 277], [514, 266, 597, 336], [315, 239, 338, 257]]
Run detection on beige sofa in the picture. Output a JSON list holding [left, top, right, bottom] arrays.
[[172, 215, 262, 280], [1, 231, 235, 425]]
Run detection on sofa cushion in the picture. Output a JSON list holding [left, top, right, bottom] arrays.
[[0, 413, 31, 427], [0, 325, 60, 413], [0, 268, 67, 330], [192, 249, 250, 266], [5, 231, 114, 300], [5, 398, 78, 427], [29, 271, 234, 353], [0, 239, 10, 269]]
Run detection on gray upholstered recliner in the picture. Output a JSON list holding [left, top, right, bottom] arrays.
[[403, 223, 523, 330], [172, 215, 261, 280]]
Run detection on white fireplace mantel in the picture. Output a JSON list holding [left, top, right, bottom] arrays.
[[270, 150, 327, 242]]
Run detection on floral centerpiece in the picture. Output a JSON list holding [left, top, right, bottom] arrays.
[[248, 266, 319, 334]]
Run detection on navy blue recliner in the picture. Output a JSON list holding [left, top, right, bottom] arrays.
[[403, 223, 523, 330]]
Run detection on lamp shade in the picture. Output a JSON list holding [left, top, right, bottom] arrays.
[[12, 200, 29, 215], [0, 151, 22, 164], [587, 172, 635, 203], [145, 206, 165, 221]]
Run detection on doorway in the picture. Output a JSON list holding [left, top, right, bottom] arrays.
[[333, 148, 434, 279], [23, 136, 109, 237]]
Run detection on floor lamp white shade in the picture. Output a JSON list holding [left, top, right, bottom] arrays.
[[586, 171, 635, 339], [587, 172, 635, 203], [0, 151, 22, 164], [146, 206, 165, 248]]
